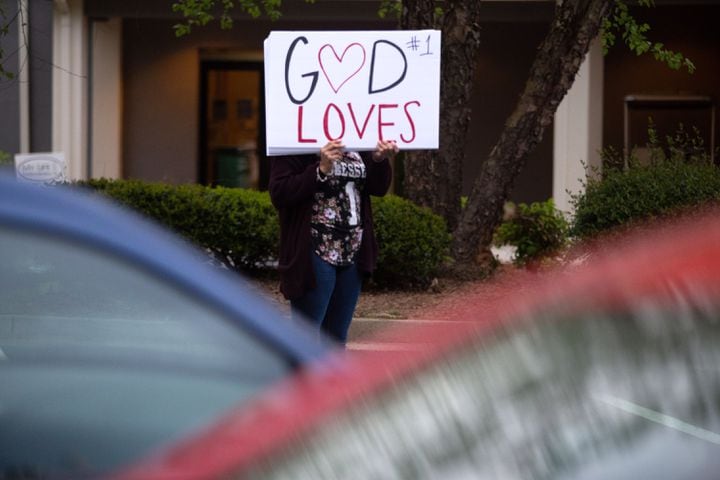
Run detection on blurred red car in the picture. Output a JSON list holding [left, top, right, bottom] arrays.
[[115, 208, 720, 480]]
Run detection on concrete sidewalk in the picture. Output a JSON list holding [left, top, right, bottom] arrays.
[[346, 254, 523, 352], [347, 316, 461, 352]]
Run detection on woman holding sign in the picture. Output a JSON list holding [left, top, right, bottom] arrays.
[[269, 139, 397, 345]]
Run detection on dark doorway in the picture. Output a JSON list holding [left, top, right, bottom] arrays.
[[199, 61, 268, 189]]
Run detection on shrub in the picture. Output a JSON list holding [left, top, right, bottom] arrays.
[[78, 180, 449, 288], [494, 199, 569, 265], [571, 123, 720, 239], [0, 150, 12, 174], [372, 195, 450, 289], [79, 179, 279, 272]]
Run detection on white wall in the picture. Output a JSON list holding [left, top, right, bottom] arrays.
[[91, 18, 122, 179], [52, 0, 86, 180], [18, 0, 30, 153], [553, 37, 604, 216]]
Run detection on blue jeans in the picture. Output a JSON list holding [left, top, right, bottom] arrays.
[[291, 252, 362, 345]]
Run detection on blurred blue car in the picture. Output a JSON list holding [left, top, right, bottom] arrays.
[[0, 174, 330, 479]]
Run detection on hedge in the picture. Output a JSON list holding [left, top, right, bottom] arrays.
[[79, 179, 279, 272], [570, 160, 720, 239], [570, 121, 720, 238], [372, 195, 451, 288], [494, 199, 569, 265], [77, 179, 449, 288]]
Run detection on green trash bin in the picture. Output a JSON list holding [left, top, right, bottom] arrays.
[[215, 148, 252, 188]]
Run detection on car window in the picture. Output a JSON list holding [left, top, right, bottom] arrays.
[[0, 225, 287, 375], [245, 280, 720, 479], [0, 225, 292, 478]]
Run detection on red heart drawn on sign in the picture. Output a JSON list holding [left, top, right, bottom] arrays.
[[318, 43, 366, 94]]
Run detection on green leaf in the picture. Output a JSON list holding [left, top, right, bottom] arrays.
[[602, 0, 694, 74]]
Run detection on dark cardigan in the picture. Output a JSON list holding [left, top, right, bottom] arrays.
[[268, 152, 392, 300]]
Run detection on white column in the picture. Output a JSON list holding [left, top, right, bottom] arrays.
[[18, 0, 30, 153], [553, 37, 604, 216], [52, 0, 87, 180], [91, 18, 122, 179]]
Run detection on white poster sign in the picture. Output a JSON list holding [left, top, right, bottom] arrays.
[[264, 30, 441, 156], [14, 152, 67, 184]]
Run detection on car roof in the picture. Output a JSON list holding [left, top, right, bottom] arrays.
[[0, 174, 331, 366], [115, 207, 720, 479]]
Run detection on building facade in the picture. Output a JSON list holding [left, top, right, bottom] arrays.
[[1, 0, 718, 214]]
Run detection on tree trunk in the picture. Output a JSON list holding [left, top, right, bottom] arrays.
[[401, 0, 482, 231], [452, 0, 612, 264]]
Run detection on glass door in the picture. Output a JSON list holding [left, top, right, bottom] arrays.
[[200, 62, 266, 188]]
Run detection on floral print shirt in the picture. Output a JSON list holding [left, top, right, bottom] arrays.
[[311, 151, 366, 266]]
